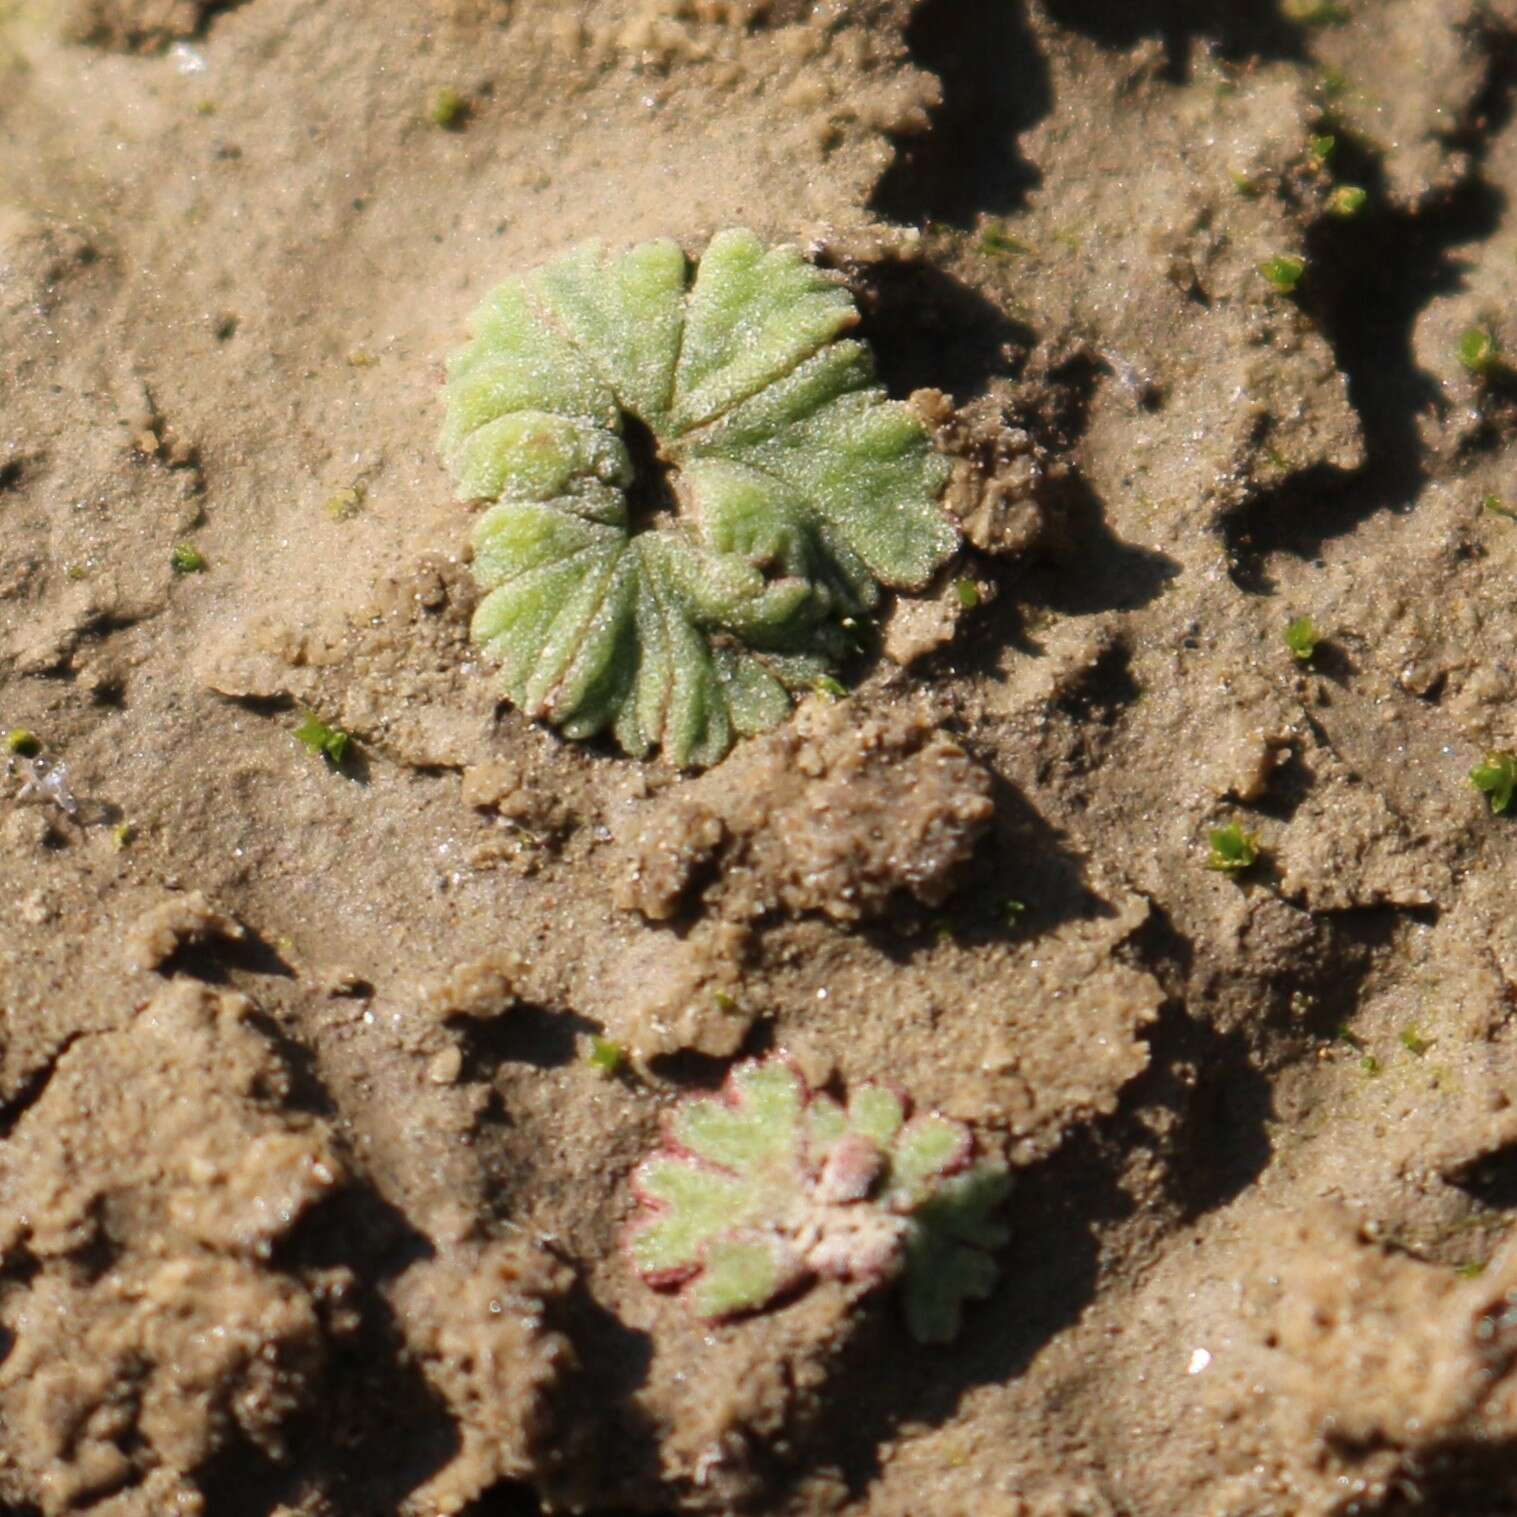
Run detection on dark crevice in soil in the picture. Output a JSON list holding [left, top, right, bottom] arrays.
[[845, 256, 1036, 399], [240, 1008, 340, 1121], [1017, 476, 1181, 616], [272, 1187, 459, 1515], [869, 0, 1051, 227], [454, 1000, 597, 1074], [194, 1438, 304, 1517], [0, 1032, 84, 1142], [1447, 1145, 1517, 1211], [461, 1482, 546, 1516], [1128, 1001, 1276, 1220], [1341, 1440, 1517, 1517], [647, 1023, 775, 1086], [1038, 0, 1306, 79], [156, 926, 296, 985]]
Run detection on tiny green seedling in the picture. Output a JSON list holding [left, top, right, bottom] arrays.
[[1284, 614, 1321, 663], [5, 728, 39, 756], [627, 1056, 1010, 1342], [1259, 255, 1306, 294], [111, 821, 135, 850], [1327, 184, 1368, 218], [1283, 0, 1349, 24], [1483, 494, 1517, 522], [294, 713, 352, 767], [954, 578, 981, 610], [324, 484, 366, 521], [586, 1036, 626, 1078], [170, 543, 207, 574], [1399, 1026, 1431, 1057], [429, 87, 467, 129], [1471, 750, 1517, 814], [1206, 822, 1261, 874], [1457, 327, 1503, 378], [812, 675, 848, 702], [1308, 133, 1337, 163], [978, 223, 1030, 258], [1456, 1261, 1487, 1279]]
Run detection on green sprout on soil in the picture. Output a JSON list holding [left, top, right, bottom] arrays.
[[1283, 0, 1350, 25], [586, 1036, 626, 1078], [294, 713, 352, 767], [1284, 614, 1321, 663], [5, 728, 39, 756], [627, 1056, 1010, 1343], [170, 543, 207, 574], [1484, 493, 1517, 522], [429, 87, 468, 129], [1259, 255, 1306, 294], [1206, 822, 1261, 874], [111, 821, 135, 850], [977, 223, 1031, 258], [1399, 1026, 1431, 1057], [1318, 67, 1349, 100], [324, 483, 366, 521], [1471, 750, 1517, 814], [1457, 326, 1503, 378], [1456, 1261, 1487, 1279], [440, 230, 957, 768], [1308, 133, 1337, 163], [1327, 184, 1368, 218], [954, 578, 981, 610]]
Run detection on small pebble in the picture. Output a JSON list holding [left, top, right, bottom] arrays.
[[428, 1045, 464, 1085]]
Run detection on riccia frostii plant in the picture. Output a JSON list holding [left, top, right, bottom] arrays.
[[627, 1056, 1010, 1343], [440, 230, 958, 768]]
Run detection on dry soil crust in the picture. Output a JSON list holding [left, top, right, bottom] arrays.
[[5, 2, 1517, 1515]]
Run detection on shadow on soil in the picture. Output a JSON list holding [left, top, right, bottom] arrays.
[[868, 767, 1120, 964], [870, 0, 1051, 227], [1040, 0, 1306, 76], [1223, 41, 1516, 591], [848, 254, 1036, 399]]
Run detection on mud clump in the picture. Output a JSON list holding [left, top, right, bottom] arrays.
[[62, 0, 236, 53], [617, 700, 994, 924], [1215, 1206, 1517, 1513], [391, 1235, 576, 1516], [0, 983, 346, 1513]]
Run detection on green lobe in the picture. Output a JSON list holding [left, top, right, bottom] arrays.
[[532, 238, 687, 428], [690, 1233, 792, 1319], [672, 1060, 805, 1173], [671, 228, 859, 433], [632, 1158, 755, 1276]]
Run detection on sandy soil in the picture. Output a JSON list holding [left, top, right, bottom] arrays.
[[5, 1, 1517, 1513]]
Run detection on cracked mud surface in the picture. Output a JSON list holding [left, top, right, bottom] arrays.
[[5, 1, 1517, 1513]]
